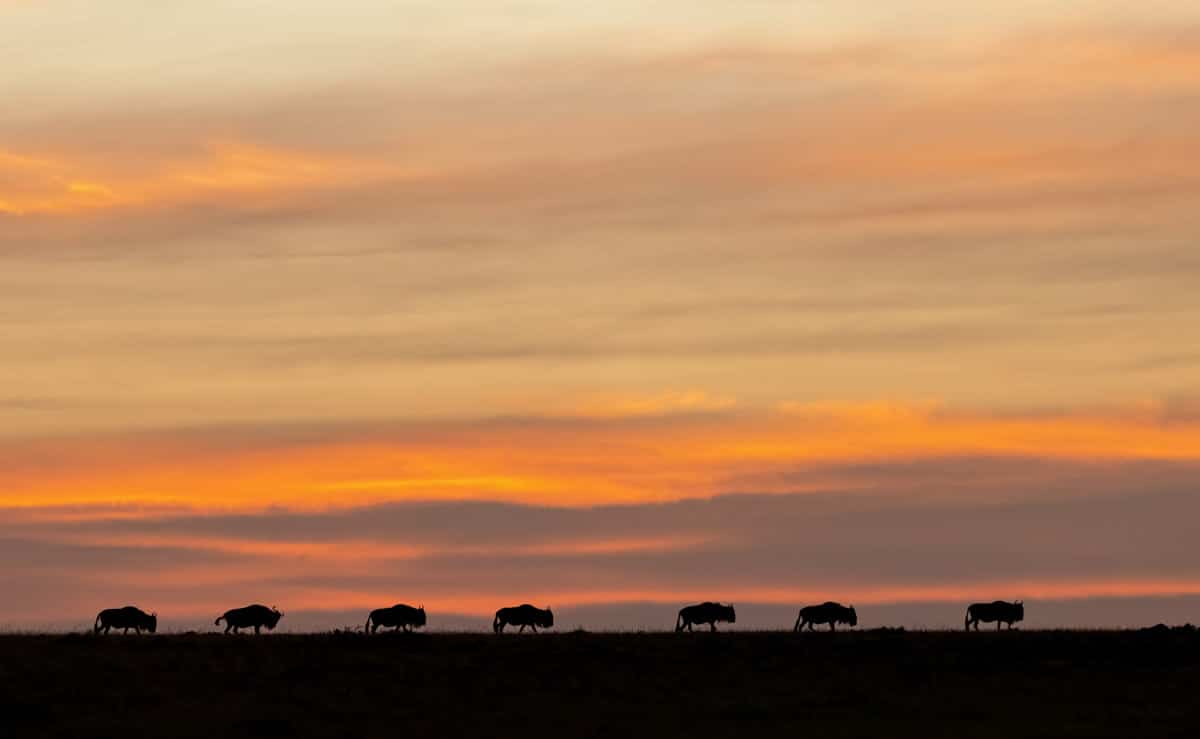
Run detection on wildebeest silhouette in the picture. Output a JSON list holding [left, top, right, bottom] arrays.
[[794, 601, 858, 632], [675, 602, 736, 632], [94, 606, 157, 634], [493, 604, 553, 633], [965, 600, 1024, 631], [365, 603, 426, 633], [215, 604, 283, 634]]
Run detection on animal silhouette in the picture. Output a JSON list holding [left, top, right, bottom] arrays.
[[365, 604, 426, 633], [215, 604, 283, 634], [965, 600, 1024, 631], [493, 604, 553, 633], [94, 606, 157, 634], [794, 601, 858, 631], [675, 602, 736, 632]]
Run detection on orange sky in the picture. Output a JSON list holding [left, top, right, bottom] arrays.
[[2, 0, 1199, 627], [5, 402, 1200, 510]]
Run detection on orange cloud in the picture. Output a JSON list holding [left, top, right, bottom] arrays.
[[4, 402, 1198, 511], [0, 141, 396, 215], [60, 533, 715, 562]]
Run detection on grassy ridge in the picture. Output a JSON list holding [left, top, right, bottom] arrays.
[[1, 630, 1198, 738]]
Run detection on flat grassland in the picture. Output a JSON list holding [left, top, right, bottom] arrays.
[[1, 630, 1198, 738]]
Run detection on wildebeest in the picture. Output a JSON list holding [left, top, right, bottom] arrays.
[[794, 601, 858, 632], [94, 606, 157, 635], [215, 604, 283, 634], [965, 600, 1024, 631], [365, 603, 427, 633], [675, 602, 736, 632], [493, 604, 553, 633]]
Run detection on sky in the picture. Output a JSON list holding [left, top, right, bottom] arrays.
[[2, 0, 1199, 630]]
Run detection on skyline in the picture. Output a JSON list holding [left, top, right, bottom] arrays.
[[3, 0, 1199, 627]]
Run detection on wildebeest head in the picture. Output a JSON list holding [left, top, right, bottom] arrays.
[[415, 606, 427, 627], [266, 606, 283, 630], [845, 606, 858, 627], [722, 604, 736, 623], [145, 612, 158, 633], [540, 607, 554, 628], [1014, 601, 1024, 621]]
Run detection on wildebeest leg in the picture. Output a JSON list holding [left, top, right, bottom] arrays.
[[519, 624, 526, 633], [709, 622, 716, 632], [255, 625, 261, 635], [996, 621, 1001, 632], [829, 623, 836, 632], [530, 625, 538, 633]]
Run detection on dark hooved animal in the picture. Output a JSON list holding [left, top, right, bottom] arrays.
[[365, 604, 427, 633], [493, 604, 554, 633], [215, 604, 283, 634], [94, 606, 157, 635], [965, 600, 1024, 631], [675, 602, 736, 632], [794, 601, 858, 632]]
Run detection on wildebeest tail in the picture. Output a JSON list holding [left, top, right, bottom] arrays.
[[675, 611, 684, 632], [492, 612, 502, 633], [93, 612, 103, 633], [365, 613, 372, 633], [964, 606, 971, 631], [214, 615, 224, 626]]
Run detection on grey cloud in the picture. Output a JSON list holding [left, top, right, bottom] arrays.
[[0, 536, 240, 572]]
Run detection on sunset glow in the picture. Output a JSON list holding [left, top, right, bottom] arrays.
[[3, 0, 1198, 629]]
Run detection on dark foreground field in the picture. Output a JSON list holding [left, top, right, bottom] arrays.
[[2, 630, 1199, 738]]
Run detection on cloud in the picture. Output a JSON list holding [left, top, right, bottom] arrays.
[[4, 462, 1200, 624], [4, 404, 1200, 510], [0, 142, 399, 216]]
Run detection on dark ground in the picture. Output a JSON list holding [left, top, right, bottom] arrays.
[[1, 630, 1198, 738]]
